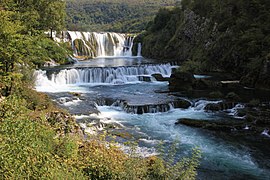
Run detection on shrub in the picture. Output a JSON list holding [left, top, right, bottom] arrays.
[[0, 118, 85, 179]]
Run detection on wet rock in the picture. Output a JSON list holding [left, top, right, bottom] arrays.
[[113, 100, 175, 114], [173, 99, 192, 109], [138, 75, 152, 82], [96, 98, 115, 106], [58, 97, 73, 104], [152, 73, 169, 81], [204, 101, 236, 112], [69, 92, 82, 97]]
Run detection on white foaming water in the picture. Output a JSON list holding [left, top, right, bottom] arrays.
[[194, 100, 222, 111], [117, 143, 158, 158], [139, 138, 161, 145], [228, 103, 245, 118], [96, 105, 267, 178], [262, 129, 270, 137], [67, 31, 134, 57], [194, 74, 211, 79], [57, 97, 82, 106], [34, 64, 172, 92]]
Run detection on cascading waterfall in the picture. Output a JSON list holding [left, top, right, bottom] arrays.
[[35, 64, 173, 88], [66, 31, 135, 58], [111, 100, 175, 114]]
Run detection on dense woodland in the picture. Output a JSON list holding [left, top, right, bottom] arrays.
[[139, 0, 270, 89], [0, 0, 200, 179], [66, 0, 177, 32]]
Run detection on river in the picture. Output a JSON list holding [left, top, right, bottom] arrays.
[[34, 56, 270, 179]]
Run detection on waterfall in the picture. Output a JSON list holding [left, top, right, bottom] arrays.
[[111, 100, 174, 114], [35, 64, 173, 87], [137, 43, 142, 57], [66, 31, 135, 58]]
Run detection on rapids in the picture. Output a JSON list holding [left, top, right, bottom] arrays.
[[35, 57, 270, 179]]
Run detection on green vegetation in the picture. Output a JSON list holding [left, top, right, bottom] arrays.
[[0, 1, 201, 179], [139, 0, 270, 89], [66, 0, 177, 32]]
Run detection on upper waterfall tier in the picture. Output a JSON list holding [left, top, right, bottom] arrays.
[[66, 31, 137, 58]]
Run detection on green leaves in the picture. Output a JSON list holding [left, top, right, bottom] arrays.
[[141, 0, 270, 86]]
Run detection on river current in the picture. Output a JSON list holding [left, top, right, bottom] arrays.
[[35, 57, 270, 179]]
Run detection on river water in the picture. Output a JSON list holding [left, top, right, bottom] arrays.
[[35, 57, 270, 179]]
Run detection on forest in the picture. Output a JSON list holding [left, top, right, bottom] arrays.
[[139, 0, 270, 89], [66, 0, 177, 32]]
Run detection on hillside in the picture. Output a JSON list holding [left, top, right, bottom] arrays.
[[66, 0, 177, 33], [138, 0, 270, 89]]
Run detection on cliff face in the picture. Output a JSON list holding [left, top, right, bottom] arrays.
[[137, 0, 270, 89]]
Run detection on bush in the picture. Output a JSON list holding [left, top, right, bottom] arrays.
[[0, 118, 85, 179]]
